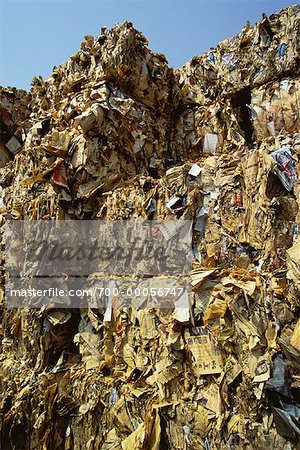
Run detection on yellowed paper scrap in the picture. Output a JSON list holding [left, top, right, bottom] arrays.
[[185, 326, 223, 375]]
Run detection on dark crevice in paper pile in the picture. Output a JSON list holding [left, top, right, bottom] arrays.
[[0, 5, 300, 449]]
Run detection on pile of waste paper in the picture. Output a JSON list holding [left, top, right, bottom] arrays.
[[0, 5, 299, 449]]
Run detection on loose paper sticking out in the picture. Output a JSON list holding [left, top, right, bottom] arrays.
[[188, 163, 202, 177], [268, 121, 275, 136], [103, 281, 115, 322], [173, 289, 190, 322], [185, 326, 223, 375], [279, 79, 289, 90], [132, 138, 145, 153], [210, 188, 220, 200], [166, 196, 181, 210], [6, 136, 22, 154], [203, 133, 218, 154]]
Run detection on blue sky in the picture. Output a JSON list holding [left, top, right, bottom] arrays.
[[0, 0, 295, 90]]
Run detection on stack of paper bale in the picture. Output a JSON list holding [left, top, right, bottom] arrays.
[[0, 5, 299, 449]]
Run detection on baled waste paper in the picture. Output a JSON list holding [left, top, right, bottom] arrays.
[[0, 5, 299, 449]]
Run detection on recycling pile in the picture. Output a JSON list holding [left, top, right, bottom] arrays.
[[0, 5, 300, 449]]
